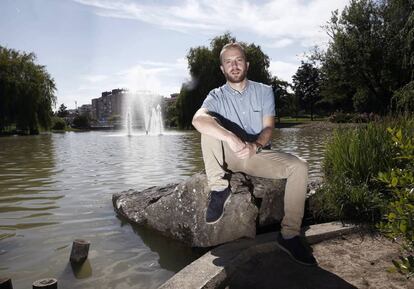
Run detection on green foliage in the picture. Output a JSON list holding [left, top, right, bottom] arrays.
[[57, 103, 68, 118], [164, 101, 178, 127], [392, 81, 414, 113], [72, 114, 90, 129], [328, 112, 380, 123], [312, 180, 384, 223], [317, 0, 414, 114], [0, 46, 56, 134], [270, 76, 292, 121], [52, 116, 66, 130], [324, 123, 395, 185], [292, 61, 321, 120], [312, 122, 398, 222], [378, 126, 414, 277], [175, 32, 272, 129]]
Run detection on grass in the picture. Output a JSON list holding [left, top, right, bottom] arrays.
[[310, 117, 414, 224]]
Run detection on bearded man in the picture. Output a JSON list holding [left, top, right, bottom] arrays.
[[192, 42, 317, 266]]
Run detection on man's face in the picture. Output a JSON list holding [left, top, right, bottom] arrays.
[[220, 48, 249, 83]]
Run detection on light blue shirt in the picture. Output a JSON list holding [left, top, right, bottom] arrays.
[[201, 80, 275, 140]]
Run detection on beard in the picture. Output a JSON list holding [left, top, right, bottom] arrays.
[[223, 68, 247, 83]]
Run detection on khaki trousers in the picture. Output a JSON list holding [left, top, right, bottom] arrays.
[[201, 134, 308, 238]]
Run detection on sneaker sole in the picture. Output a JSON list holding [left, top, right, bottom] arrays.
[[205, 193, 231, 225], [275, 237, 318, 267]]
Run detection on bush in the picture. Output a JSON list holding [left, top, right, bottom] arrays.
[[312, 122, 397, 223], [52, 117, 66, 130], [378, 127, 414, 277], [328, 112, 354, 123], [72, 114, 90, 129], [392, 81, 414, 113]]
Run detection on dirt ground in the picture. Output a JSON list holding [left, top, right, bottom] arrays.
[[313, 233, 414, 289], [225, 233, 414, 289]]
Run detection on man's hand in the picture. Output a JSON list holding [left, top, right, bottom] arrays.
[[226, 134, 246, 153], [235, 142, 256, 159]]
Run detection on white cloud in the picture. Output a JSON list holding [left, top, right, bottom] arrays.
[[269, 60, 299, 82], [72, 0, 348, 47], [266, 38, 294, 48]]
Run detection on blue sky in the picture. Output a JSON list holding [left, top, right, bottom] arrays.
[[0, 0, 348, 109]]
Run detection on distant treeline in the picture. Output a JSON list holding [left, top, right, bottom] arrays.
[[172, 0, 414, 129], [1, 0, 413, 134]]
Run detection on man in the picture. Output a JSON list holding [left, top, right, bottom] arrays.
[[192, 42, 317, 266]]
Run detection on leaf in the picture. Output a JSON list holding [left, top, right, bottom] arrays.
[[392, 177, 399, 187]]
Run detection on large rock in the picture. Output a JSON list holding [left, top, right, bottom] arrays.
[[112, 172, 286, 247]]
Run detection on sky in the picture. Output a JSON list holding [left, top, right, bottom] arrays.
[[0, 0, 349, 109]]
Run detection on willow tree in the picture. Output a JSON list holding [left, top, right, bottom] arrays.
[[0, 46, 56, 134], [176, 33, 272, 129]]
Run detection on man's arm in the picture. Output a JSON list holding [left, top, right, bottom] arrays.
[[234, 115, 275, 159], [192, 108, 246, 152], [255, 116, 275, 147]]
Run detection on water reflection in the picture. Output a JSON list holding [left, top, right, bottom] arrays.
[[0, 128, 330, 289], [0, 134, 61, 235]]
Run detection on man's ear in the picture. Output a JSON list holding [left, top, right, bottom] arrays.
[[220, 65, 225, 74], [246, 62, 250, 71]]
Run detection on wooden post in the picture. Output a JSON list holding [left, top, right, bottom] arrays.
[[0, 277, 13, 289], [32, 278, 57, 289], [70, 239, 90, 264]]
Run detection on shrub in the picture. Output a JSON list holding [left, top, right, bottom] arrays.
[[328, 112, 353, 123], [52, 117, 66, 130], [378, 127, 414, 278], [312, 122, 396, 223], [392, 81, 414, 113], [72, 114, 90, 129]]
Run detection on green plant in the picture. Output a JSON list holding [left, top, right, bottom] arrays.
[[378, 127, 414, 278], [324, 123, 395, 186], [312, 118, 414, 223], [52, 116, 66, 130]]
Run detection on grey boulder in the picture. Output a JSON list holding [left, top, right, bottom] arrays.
[[112, 171, 286, 247]]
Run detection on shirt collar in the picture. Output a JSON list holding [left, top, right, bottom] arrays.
[[223, 80, 250, 95]]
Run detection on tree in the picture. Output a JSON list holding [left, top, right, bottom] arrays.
[[72, 114, 90, 129], [0, 46, 56, 134], [270, 76, 290, 122], [57, 104, 68, 117], [292, 62, 321, 120], [316, 0, 414, 114], [176, 32, 272, 129]]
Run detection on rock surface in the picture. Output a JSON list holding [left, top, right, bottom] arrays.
[[112, 171, 286, 247]]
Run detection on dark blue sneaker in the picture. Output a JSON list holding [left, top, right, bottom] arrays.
[[276, 234, 317, 266], [206, 187, 231, 223]]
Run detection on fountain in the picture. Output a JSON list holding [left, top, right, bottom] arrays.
[[123, 91, 164, 136]]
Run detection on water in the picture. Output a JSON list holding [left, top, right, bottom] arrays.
[[0, 128, 331, 289]]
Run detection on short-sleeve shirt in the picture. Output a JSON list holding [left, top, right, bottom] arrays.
[[201, 80, 275, 141]]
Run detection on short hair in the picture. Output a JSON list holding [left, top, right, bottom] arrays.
[[219, 42, 247, 64]]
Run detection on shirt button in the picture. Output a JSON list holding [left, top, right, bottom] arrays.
[[243, 112, 245, 114]]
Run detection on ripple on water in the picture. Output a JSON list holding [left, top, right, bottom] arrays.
[[0, 128, 331, 289]]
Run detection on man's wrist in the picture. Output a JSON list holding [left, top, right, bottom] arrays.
[[255, 141, 263, 154]]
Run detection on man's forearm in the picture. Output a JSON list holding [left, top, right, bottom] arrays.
[[192, 113, 234, 142], [255, 126, 273, 147]]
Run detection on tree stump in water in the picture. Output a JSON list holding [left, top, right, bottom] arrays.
[[32, 278, 57, 289], [69, 239, 90, 264]]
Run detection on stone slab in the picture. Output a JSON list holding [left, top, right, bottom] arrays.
[[157, 222, 358, 289]]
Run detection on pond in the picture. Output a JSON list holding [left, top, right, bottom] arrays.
[[0, 127, 331, 289]]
